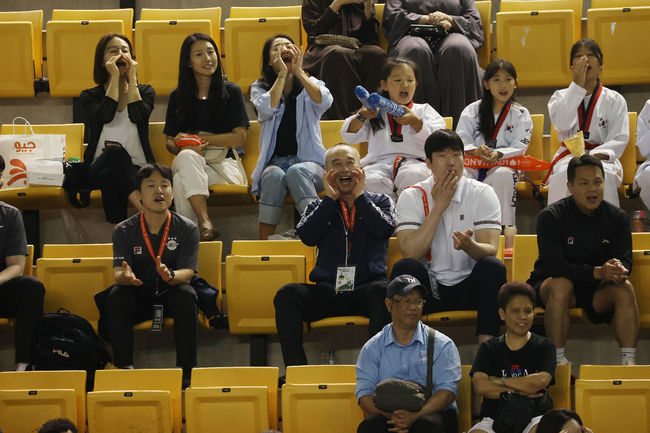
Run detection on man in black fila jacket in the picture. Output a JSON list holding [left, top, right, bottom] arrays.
[[528, 154, 639, 366], [274, 144, 396, 367]]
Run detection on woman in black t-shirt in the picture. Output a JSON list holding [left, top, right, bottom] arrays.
[[164, 33, 249, 240]]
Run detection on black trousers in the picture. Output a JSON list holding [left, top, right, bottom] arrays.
[[105, 284, 198, 368], [0, 276, 44, 363], [87, 145, 139, 223], [274, 280, 388, 366], [391, 257, 505, 336], [358, 410, 458, 433]]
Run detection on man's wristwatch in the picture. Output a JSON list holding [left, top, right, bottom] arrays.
[[168, 268, 175, 282]]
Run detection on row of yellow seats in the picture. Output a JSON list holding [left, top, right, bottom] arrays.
[[3, 364, 646, 433]]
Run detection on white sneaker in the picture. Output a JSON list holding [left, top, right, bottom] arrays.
[[268, 229, 297, 240], [557, 356, 573, 366]]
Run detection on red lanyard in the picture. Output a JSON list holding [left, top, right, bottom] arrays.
[[409, 186, 432, 262], [491, 101, 511, 141], [140, 211, 171, 263], [387, 100, 414, 140], [578, 81, 603, 136], [340, 201, 356, 253]]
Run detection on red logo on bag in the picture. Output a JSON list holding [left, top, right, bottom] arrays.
[[13, 140, 37, 153], [7, 159, 27, 187]]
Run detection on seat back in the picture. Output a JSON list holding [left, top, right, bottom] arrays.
[[499, 0, 582, 39], [523, 114, 546, 183], [198, 241, 223, 310], [457, 365, 472, 433], [548, 364, 571, 409], [627, 250, 650, 328], [42, 243, 112, 258], [580, 364, 650, 379], [231, 240, 316, 271], [0, 22, 35, 97], [587, 6, 650, 85], [0, 370, 87, 433], [229, 5, 304, 52], [475, 1, 492, 69], [90, 368, 183, 433], [632, 232, 650, 250], [591, 0, 649, 6], [0, 10, 43, 78], [135, 19, 212, 96], [285, 365, 357, 384], [148, 121, 175, 167], [140, 7, 222, 51], [190, 366, 279, 430], [52, 8, 133, 41], [25, 244, 34, 276], [512, 235, 538, 283]]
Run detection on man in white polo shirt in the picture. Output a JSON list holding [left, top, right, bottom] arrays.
[[394, 129, 506, 344]]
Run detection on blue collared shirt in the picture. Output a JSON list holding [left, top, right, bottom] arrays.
[[355, 321, 461, 413]]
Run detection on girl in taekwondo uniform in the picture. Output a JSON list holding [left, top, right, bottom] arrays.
[[456, 58, 532, 226], [547, 39, 628, 206]]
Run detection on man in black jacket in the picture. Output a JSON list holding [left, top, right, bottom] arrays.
[[274, 144, 396, 366], [528, 155, 639, 366]]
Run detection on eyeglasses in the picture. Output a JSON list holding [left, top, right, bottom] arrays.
[[392, 298, 426, 308]]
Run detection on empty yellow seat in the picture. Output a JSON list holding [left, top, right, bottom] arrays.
[[42, 243, 112, 258], [587, 6, 650, 85], [51, 8, 133, 41], [229, 5, 304, 52], [46, 20, 125, 97], [499, 0, 582, 39], [575, 378, 650, 433], [475, 1, 492, 69], [283, 365, 362, 433], [0, 22, 35, 97], [0, 10, 43, 79], [148, 122, 175, 167], [548, 364, 571, 409], [632, 232, 650, 250], [224, 17, 302, 93], [0, 370, 86, 433], [580, 364, 650, 379], [496, 10, 575, 88], [135, 19, 212, 96], [36, 258, 114, 330], [186, 367, 279, 431], [88, 368, 182, 433], [516, 114, 549, 198], [140, 7, 221, 52]]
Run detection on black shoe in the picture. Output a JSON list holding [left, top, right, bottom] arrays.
[[182, 367, 192, 390], [278, 375, 286, 389]]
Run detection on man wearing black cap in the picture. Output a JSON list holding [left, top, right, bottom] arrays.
[[355, 275, 461, 433]]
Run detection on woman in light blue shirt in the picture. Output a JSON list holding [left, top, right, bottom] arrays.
[[250, 34, 333, 239]]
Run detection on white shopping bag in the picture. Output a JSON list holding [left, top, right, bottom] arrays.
[[0, 117, 66, 188], [25, 160, 65, 186]]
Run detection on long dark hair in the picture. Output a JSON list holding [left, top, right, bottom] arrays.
[[257, 34, 302, 99], [175, 33, 228, 125], [369, 57, 417, 133], [570, 38, 603, 66], [537, 409, 584, 433], [478, 58, 518, 141], [93, 33, 133, 85]]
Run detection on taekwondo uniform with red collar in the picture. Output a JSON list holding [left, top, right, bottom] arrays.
[[633, 99, 650, 209]]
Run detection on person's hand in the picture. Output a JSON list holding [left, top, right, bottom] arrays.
[[571, 55, 589, 89], [358, 105, 380, 121], [388, 410, 420, 432], [271, 47, 288, 78], [484, 149, 500, 164], [393, 105, 419, 127], [288, 43, 304, 75], [126, 54, 138, 83], [452, 229, 474, 251], [174, 133, 207, 156], [581, 426, 594, 433], [428, 11, 453, 30], [351, 166, 365, 199], [475, 145, 491, 161], [431, 169, 459, 212], [105, 54, 122, 78], [595, 258, 628, 282], [121, 261, 143, 286], [155, 256, 174, 283], [324, 169, 340, 200]]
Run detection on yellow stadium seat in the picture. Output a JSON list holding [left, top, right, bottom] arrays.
[[229, 6, 304, 52], [283, 365, 363, 433], [51, 8, 133, 41], [0, 22, 35, 98], [0, 123, 84, 209], [0, 10, 43, 79], [548, 364, 571, 409], [42, 243, 112, 258], [575, 379, 650, 433], [46, 20, 125, 97], [517, 114, 549, 198], [374, 3, 389, 51], [0, 370, 86, 433], [148, 122, 175, 167], [580, 364, 650, 379], [286, 364, 357, 384], [496, 10, 575, 88], [627, 250, 650, 328], [499, 0, 582, 39], [187, 366, 279, 431], [223, 17, 302, 93], [89, 368, 182, 433], [231, 240, 316, 270], [587, 6, 650, 85], [24, 244, 34, 276], [135, 19, 212, 96], [475, 1, 492, 69], [321, 120, 344, 148], [457, 365, 472, 433], [512, 235, 588, 321], [632, 232, 650, 250], [444, 116, 453, 129], [36, 258, 114, 330], [140, 7, 221, 52], [386, 236, 402, 276]]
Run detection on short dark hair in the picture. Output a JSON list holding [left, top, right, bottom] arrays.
[[135, 163, 173, 190], [424, 129, 464, 160], [537, 409, 584, 433], [567, 154, 605, 183], [570, 39, 603, 66], [0, 154, 5, 172], [39, 418, 78, 433], [497, 281, 536, 310], [93, 33, 134, 85]]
